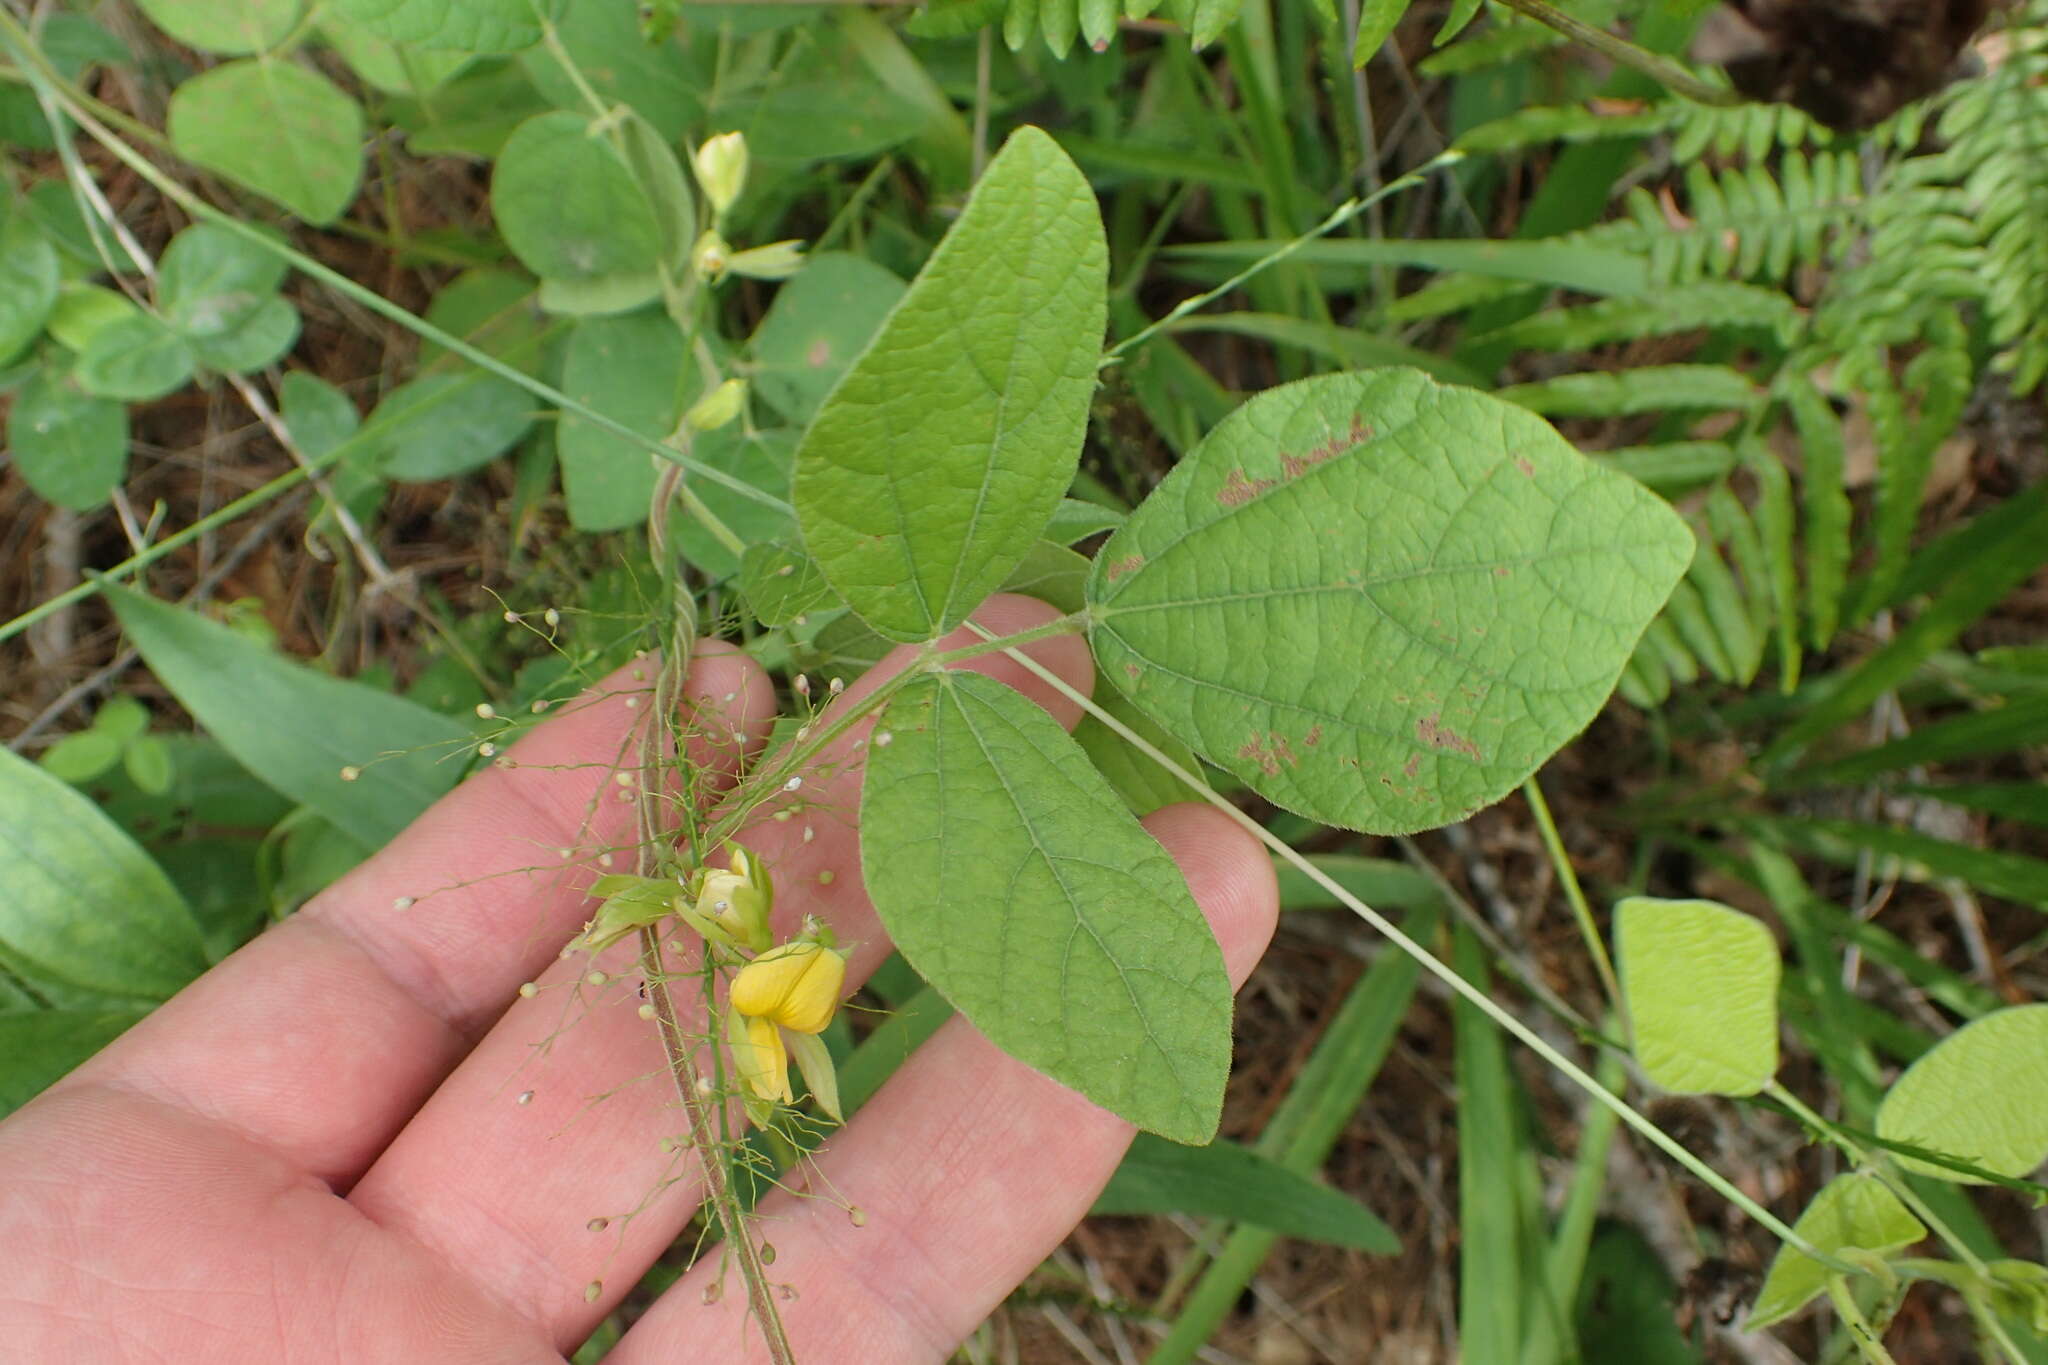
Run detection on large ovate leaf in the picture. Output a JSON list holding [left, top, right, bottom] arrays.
[[1876, 1004, 2048, 1182], [491, 111, 663, 287], [861, 670, 1232, 1141], [0, 745, 207, 1008], [327, 0, 544, 52], [1086, 368, 1693, 834], [1748, 1173, 1926, 1329], [5, 368, 129, 510], [106, 585, 472, 849], [158, 222, 289, 338], [134, 0, 301, 54], [75, 314, 196, 401], [794, 125, 1106, 643], [166, 59, 364, 225], [1616, 897, 1780, 1096], [370, 371, 534, 480]]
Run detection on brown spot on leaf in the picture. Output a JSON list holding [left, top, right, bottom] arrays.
[[1416, 712, 1482, 761], [1280, 413, 1374, 479], [1513, 454, 1536, 477], [1494, 565, 1511, 578], [807, 338, 832, 369], [1124, 663, 1141, 683], [1403, 754, 1422, 778], [1237, 733, 1281, 777], [1106, 554, 1145, 582], [1304, 724, 1323, 748], [1217, 468, 1276, 507]]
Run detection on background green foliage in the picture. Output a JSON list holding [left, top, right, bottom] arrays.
[[4, 0, 2048, 1359]]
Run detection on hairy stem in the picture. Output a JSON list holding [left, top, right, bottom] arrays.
[[1493, 0, 1742, 108]]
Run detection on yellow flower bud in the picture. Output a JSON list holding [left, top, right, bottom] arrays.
[[693, 845, 772, 951], [730, 940, 846, 1035], [692, 131, 748, 216], [686, 378, 747, 432]]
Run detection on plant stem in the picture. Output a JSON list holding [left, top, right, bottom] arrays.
[[1522, 776, 1624, 1021], [1765, 1082, 1990, 1278], [1492, 0, 1742, 108], [640, 636, 794, 1363], [970, 623, 1851, 1271], [1825, 1274, 1901, 1365], [1100, 148, 1465, 367]]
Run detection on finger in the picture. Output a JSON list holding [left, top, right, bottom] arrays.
[[344, 595, 1094, 1351], [611, 803, 1279, 1364], [51, 646, 775, 1187]]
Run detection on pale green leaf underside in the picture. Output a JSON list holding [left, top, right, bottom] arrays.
[[860, 670, 1231, 1141], [795, 125, 1106, 643], [1877, 1004, 2048, 1182], [0, 746, 206, 1009], [1616, 897, 1780, 1096], [1748, 1173, 1925, 1329], [1087, 369, 1694, 834]]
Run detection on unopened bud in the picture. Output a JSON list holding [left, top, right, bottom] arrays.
[[692, 131, 748, 216], [685, 378, 746, 432], [726, 239, 804, 281]]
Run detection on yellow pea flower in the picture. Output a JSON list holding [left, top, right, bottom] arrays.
[[730, 939, 846, 1035], [729, 1012, 792, 1108], [692, 845, 773, 951]]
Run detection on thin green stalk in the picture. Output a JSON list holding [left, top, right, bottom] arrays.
[[1523, 776, 1623, 1021], [1765, 1082, 1990, 1279], [1493, 0, 1741, 109], [1825, 1274, 1901, 1365], [1101, 148, 1463, 367], [971, 624, 1848, 1271], [0, 13, 787, 518]]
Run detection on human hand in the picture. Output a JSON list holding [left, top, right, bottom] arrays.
[[0, 594, 1278, 1363]]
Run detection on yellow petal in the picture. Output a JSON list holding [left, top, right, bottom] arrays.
[[730, 942, 813, 1018], [775, 947, 847, 1035], [731, 1012, 791, 1107]]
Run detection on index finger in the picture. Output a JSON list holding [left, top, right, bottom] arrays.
[[48, 644, 774, 1185]]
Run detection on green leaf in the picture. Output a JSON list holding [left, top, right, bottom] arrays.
[[1071, 688, 1201, 818], [1748, 1173, 1926, 1328], [158, 222, 289, 338], [371, 371, 534, 481], [557, 308, 682, 532], [491, 111, 663, 286], [0, 745, 207, 1008], [319, 21, 470, 94], [0, 212, 59, 363], [1046, 498, 1124, 544], [521, 1, 699, 139], [0, 1011, 149, 1117], [746, 252, 905, 426], [1876, 1005, 2048, 1182], [190, 294, 300, 374], [327, 0, 544, 52], [46, 284, 142, 353], [38, 730, 123, 783], [167, 59, 365, 225], [1188, 0, 1241, 48], [861, 670, 1232, 1141], [5, 369, 128, 510], [124, 735, 175, 797], [1615, 897, 1780, 1096], [134, 0, 302, 54], [74, 313, 196, 401], [1087, 369, 1693, 834], [106, 584, 473, 849], [671, 430, 797, 580], [794, 125, 1106, 643], [1095, 1133, 1399, 1252], [420, 268, 544, 373], [739, 540, 832, 626], [1355, 0, 1406, 64]]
